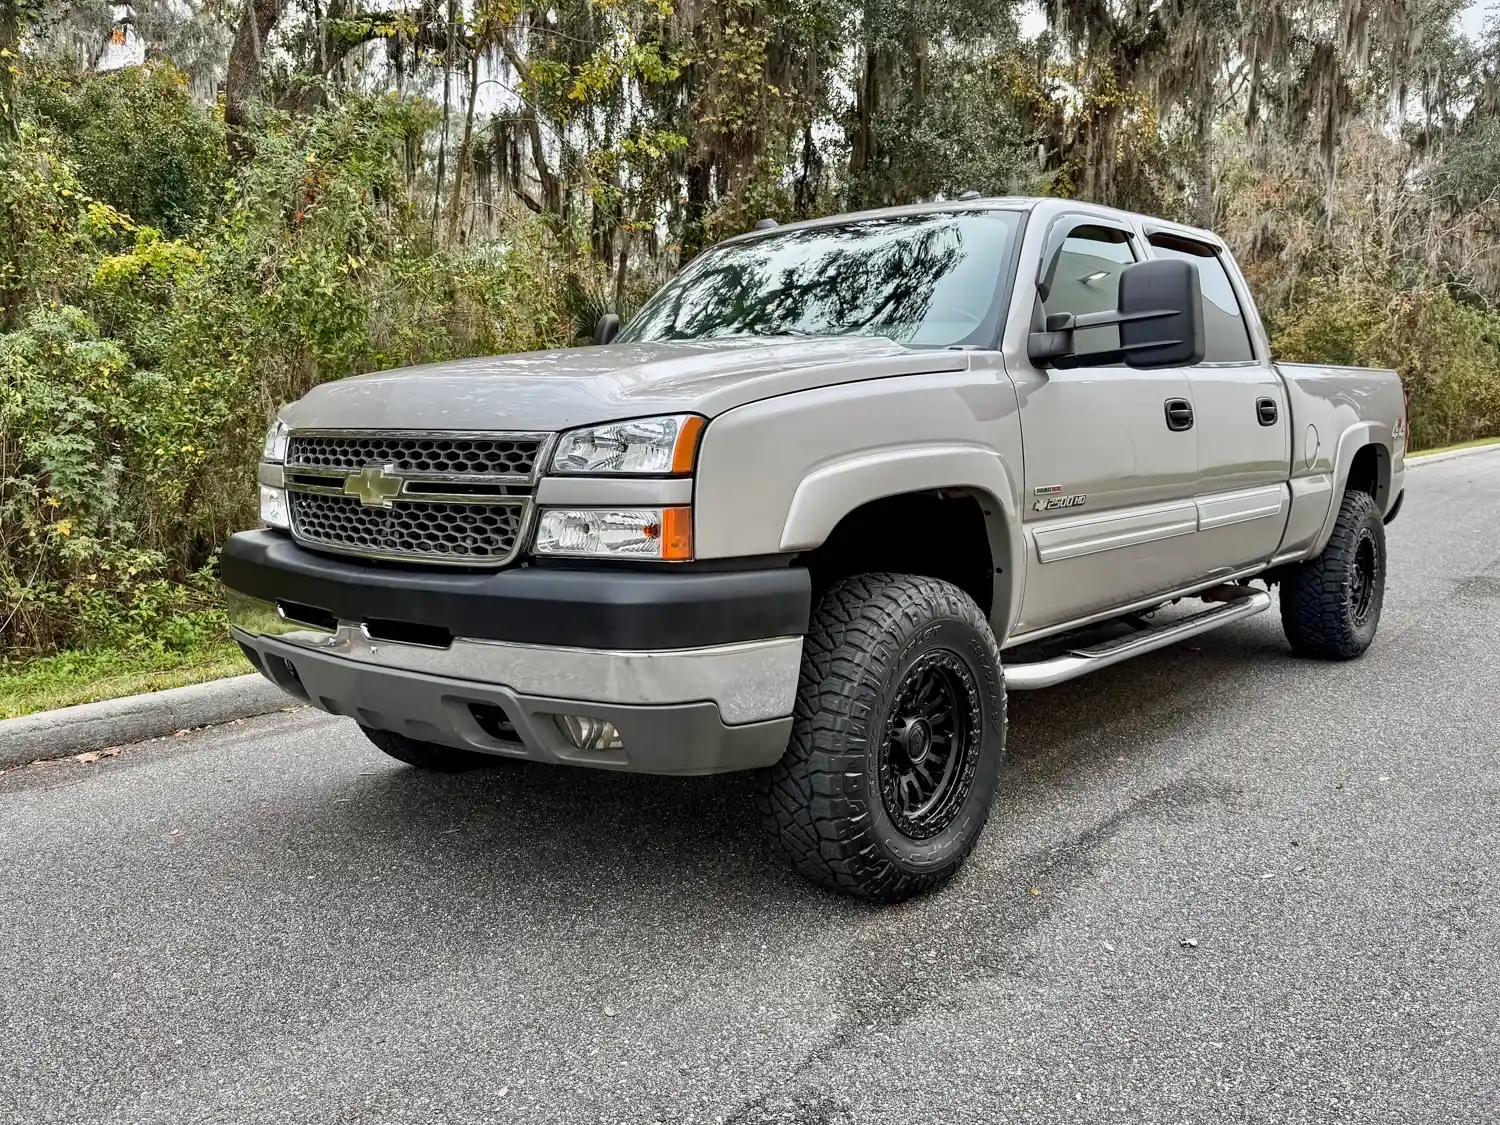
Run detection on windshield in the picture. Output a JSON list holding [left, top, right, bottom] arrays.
[[619, 209, 1021, 348]]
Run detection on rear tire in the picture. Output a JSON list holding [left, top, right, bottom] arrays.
[[1280, 489, 1386, 660], [360, 726, 497, 772], [756, 574, 1006, 903]]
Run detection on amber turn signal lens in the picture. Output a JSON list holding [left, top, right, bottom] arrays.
[[660, 507, 693, 560], [671, 416, 706, 474]]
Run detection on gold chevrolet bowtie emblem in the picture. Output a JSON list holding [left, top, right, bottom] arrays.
[[344, 464, 404, 507]]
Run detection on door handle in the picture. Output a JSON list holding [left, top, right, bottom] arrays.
[[1164, 398, 1194, 432], [1257, 397, 1279, 426]]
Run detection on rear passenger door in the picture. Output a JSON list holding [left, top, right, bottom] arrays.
[[1145, 233, 1290, 572], [1011, 218, 1201, 635]]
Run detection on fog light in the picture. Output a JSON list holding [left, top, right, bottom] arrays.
[[555, 715, 623, 751], [259, 485, 289, 529]]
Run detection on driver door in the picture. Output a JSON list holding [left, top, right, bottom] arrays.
[[1010, 218, 1202, 636]]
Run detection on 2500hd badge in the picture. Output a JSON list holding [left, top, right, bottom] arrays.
[[1033, 493, 1087, 511]]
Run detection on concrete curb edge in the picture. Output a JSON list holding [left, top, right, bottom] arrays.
[[1405, 441, 1500, 467], [0, 674, 295, 769]]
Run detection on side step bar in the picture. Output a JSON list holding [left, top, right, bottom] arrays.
[[1004, 590, 1273, 691]]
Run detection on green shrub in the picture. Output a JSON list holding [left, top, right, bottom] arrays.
[[1272, 280, 1500, 451], [0, 86, 580, 658], [26, 61, 228, 239]]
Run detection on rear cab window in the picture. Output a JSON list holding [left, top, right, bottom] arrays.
[[1146, 234, 1255, 363]]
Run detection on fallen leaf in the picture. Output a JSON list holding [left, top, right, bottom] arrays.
[[1029, 887, 1040, 896], [603, 1006, 618, 1018], [1181, 938, 1199, 949], [73, 747, 118, 764], [1378, 775, 1391, 782], [1102, 941, 1116, 953]]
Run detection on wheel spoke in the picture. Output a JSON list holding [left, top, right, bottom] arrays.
[[899, 773, 922, 812]]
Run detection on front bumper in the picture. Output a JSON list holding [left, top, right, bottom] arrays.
[[222, 533, 808, 775]]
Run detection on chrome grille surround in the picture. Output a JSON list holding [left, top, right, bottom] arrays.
[[282, 430, 553, 568]]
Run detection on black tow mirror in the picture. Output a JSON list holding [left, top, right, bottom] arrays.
[[1027, 258, 1205, 369], [593, 313, 622, 346], [1116, 258, 1204, 368]]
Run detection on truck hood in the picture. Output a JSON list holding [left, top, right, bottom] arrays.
[[278, 337, 969, 432]]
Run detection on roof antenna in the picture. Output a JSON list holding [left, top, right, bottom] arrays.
[[753, 218, 779, 231]]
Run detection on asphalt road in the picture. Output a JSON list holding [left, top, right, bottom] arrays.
[[4, 452, 1499, 1125]]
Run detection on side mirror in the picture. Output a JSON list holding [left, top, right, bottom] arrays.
[[1117, 258, 1204, 368], [593, 313, 622, 346], [1026, 258, 1205, 369]]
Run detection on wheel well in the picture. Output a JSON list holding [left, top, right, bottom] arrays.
[[1350, 444, 1380, 501], [796, 490, 996, 617]]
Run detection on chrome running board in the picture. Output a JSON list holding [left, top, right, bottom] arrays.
[[1004, 589, 1273, 690]]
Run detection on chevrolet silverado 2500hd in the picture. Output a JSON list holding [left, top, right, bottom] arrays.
[[222, 197, 1406, 902]]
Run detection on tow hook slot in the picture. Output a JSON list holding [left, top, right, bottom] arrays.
[[361, 618, 454, 649]]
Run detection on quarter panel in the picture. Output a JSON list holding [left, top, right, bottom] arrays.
[[1276, 473, 1334, 560], [1277, 362, 1406, 555]]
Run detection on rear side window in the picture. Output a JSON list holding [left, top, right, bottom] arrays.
[[1147, 235, 1255, 362]]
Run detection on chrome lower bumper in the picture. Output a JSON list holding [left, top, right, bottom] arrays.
[[227, 592, 800, 775]]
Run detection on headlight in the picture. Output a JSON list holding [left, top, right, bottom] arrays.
[[550, 415, 704, 475], [262, 419, 291, 463], [534, 508, 692, 561], [259, 485, 290, 530]]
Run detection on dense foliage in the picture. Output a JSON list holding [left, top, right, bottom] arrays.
[[1, 0, 1498, 660]]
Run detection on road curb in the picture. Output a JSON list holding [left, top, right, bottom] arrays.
[[1406, 441, 1500, 466], [0, 674, 294, 768]]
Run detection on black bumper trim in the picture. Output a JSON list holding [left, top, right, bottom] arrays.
[[220, 531, 811, 651]]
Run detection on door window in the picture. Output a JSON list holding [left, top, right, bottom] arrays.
[[1041, 226, 1137, 358], [1147, 235, 1255, 363]]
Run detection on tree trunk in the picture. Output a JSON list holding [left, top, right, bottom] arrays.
[[613, 234, 629, 311], [433, 0, 457, 236], [1196, 96, 1215, 228], [849, 46, 879, 180], [681, 160, 712, 260], [1, 0, 21, 145], [225, 0, 288, 158], [1, 0, 24, 330], [445, 47, 481, 245]]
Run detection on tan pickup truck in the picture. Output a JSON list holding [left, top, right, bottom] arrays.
[[223, 196, 1407, 902]]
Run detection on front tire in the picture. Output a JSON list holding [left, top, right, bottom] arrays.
[[360, 726, 498, 772], [757, 574, 1006, 903], [1280, 489, 1387, 660]]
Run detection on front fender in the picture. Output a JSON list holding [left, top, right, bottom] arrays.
[[778, 443, 1025, 636]]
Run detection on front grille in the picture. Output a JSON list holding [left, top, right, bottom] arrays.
[[282, 430, 548, 568], [289, 493, 525, 563], [287, 433, 543, 479]]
